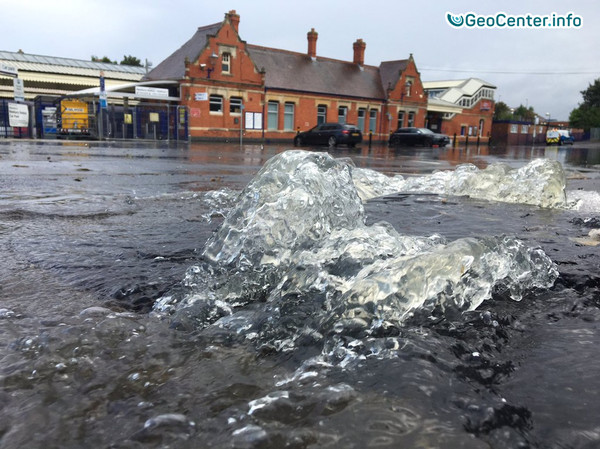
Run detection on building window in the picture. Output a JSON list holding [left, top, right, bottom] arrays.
[[479, 119, 485, 137], [357, 108, 366, 131], [338, 106, 348, 124], [397, 111, 405, 129], [510, 124, 518, 133], [284, 103, 295, 130], [521, 125, 529, 133], [230, 96, 242, 114], [267, 101, 279, 130], [405, 81, 412, 97], [461, 125, 467, 136], [369, 109, 377, 133], [222, 52, 231, 74], [407, 111, 415, 127], [317, 105, 327, 125], [209, 95, 223, 113]]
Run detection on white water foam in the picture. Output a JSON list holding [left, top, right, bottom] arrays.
[[353, 158, 567, 208]]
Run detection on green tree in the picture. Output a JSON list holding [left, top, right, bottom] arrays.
[[570, 105, 600, 129], [493, 101, 513, 120], [512, 104, 535, 122], [580, 79, 600, 108], [120, 55, 142, 66], [493, 101, 536, 121], [569, 78, 600, 129], [91, 55, 115, 64]]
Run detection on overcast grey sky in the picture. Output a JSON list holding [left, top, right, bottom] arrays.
[[3, 0, 599, 120]]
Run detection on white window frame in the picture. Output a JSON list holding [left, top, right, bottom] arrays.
[[357, 108, 366, 132], [317, 105, 327, 125], [338, 106, 348, 124], [222, 52, 231, 74], [284, 102, 295, 130], [209, 94, 223, 113], [229, 96, 242, 114], [267, 101, 279, 130], [369, 109, 377, 133], [397, 111, 405, 129]]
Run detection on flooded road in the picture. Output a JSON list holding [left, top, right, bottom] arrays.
[[0, 140, 599, 448]]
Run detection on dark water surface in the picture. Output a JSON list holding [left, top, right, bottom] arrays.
[[1, 140, 599, 448]]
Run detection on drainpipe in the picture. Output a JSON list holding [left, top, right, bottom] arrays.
[[262, 86, 267, 141], [240, 99, 244, 147]]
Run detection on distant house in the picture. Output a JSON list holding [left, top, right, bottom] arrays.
[[491, 120, 544, 145], [145, 10, 429, 142], [423, 78, 496, 143], [491, 117, 585, 145]]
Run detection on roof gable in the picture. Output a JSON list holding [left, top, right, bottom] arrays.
[[422, 78, 496, 103], [379, 60, 408, 92], [145, 23, 221, 80]]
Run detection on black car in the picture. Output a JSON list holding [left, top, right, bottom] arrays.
[[389, 127, 450, 147], [294, 123, 362, 147]]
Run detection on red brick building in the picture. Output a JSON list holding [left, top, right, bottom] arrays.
[[145, 10, 428, 142], [423, 79, 496, 144]]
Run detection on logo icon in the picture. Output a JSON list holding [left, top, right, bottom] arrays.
[[447, 12, 464, 27]]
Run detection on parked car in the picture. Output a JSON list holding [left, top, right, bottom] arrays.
[[294, 123, 362, 147], [389, 127, 450, 147], [546, 129, 574, 145]]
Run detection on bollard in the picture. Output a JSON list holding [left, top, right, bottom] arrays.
[[453, 133, 457, 148], [465, 134, 469, 149], [369, 131, 372, 148]]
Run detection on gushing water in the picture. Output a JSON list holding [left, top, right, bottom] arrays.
[[154, 151, 559, 359]]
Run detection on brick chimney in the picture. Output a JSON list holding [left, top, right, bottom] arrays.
[[353, 39, 366, 65], [227, 10, 240, 33], [307, 28, 318, 59]]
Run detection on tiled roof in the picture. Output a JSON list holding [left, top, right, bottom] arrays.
[[379, 60, 408, 92], [145, 22, 413, 100], [247, 45, 385, 99], [145, 23, 221, 80]]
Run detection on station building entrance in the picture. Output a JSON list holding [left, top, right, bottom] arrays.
[[1, 81, 189, 142]]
